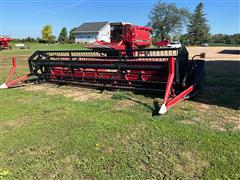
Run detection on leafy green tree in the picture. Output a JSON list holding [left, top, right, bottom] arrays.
[[148, 1, 190, 40], [58, 27, 68, 43], [69, 27, 77, 43], [49, 35, 56, 44], [172, 35, 180, 42], [224, 35, 234, 44], [209, 33, 240, 45], [187, 2, 210, 45], [232, 34, 240, 45], [179, 34, 190, 45], [41, 25, 53, 43], [210, 34, 225, 43]]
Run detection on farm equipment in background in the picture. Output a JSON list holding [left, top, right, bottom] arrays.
[[88, 22, 153, 56], [0, 37, 13, 50], [0, 46, 205, 114]]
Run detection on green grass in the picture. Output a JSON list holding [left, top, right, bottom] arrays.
[[1, 89, 239, 179], [0, 43, 240, 179], [4, 42, 86, 57], [111, 91, 130, 100]]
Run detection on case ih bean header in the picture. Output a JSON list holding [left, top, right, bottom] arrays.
[[1, 22, 205, 114]]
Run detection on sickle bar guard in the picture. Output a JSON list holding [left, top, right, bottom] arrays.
[[1, 47, 205, 114]]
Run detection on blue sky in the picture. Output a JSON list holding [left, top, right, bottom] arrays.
[[1, 0, 239, 38]]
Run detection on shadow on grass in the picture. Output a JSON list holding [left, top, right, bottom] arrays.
[[124, 97, 160, 116], [191, 60, 240, 110]]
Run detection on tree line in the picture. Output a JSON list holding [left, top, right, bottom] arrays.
[[209, 34, 240, 45], [14, 26, 77, 44], [40, 25, 77, 44], [14, 1, 239, 46], [15, 31, 239, 46]]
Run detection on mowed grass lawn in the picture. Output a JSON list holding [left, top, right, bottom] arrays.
[[0, 43, 240, 179]]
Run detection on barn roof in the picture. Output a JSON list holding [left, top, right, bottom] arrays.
[[74, 21, 109, 33]]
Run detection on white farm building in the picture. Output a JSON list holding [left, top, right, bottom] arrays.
[[74, 21, 110, 43]]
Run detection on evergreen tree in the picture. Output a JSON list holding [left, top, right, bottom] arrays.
[[187, 2, 210, 45], [69, 27, 77, 43], [58, 27, 68, 43]]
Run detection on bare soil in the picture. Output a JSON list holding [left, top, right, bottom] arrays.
[[23, 84, 112, 102], [186, 46, 240, 61]]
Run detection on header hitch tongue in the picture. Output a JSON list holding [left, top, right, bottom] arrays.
[[0, 57, 30, 89]]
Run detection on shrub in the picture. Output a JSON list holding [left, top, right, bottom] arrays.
[[111, 91, 128, 100]]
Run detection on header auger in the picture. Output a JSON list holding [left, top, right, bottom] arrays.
[[1, 47, 205, 114]]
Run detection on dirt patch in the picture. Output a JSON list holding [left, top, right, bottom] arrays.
[[180, 120, 196, 125], [176, 151, 209, 178], [0, 116, 30, 134], [209, 115, 240, 132], [199, 104, 211, 110], [210, 122, 226, 132], [112, 99, 136, 110], [196, 103, 211, 112], [116, 133, 130, 145], [227, 116, 240, 131], [1, 116, 30, 130], [215, 112, 240, 131], [189, 101, 240, 131], [234, 124, 240, 131], [22, 84, 112, 102]]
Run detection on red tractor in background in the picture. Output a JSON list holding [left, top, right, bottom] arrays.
[[0, 37, 13, 50], [88, 22, 153, 56]]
